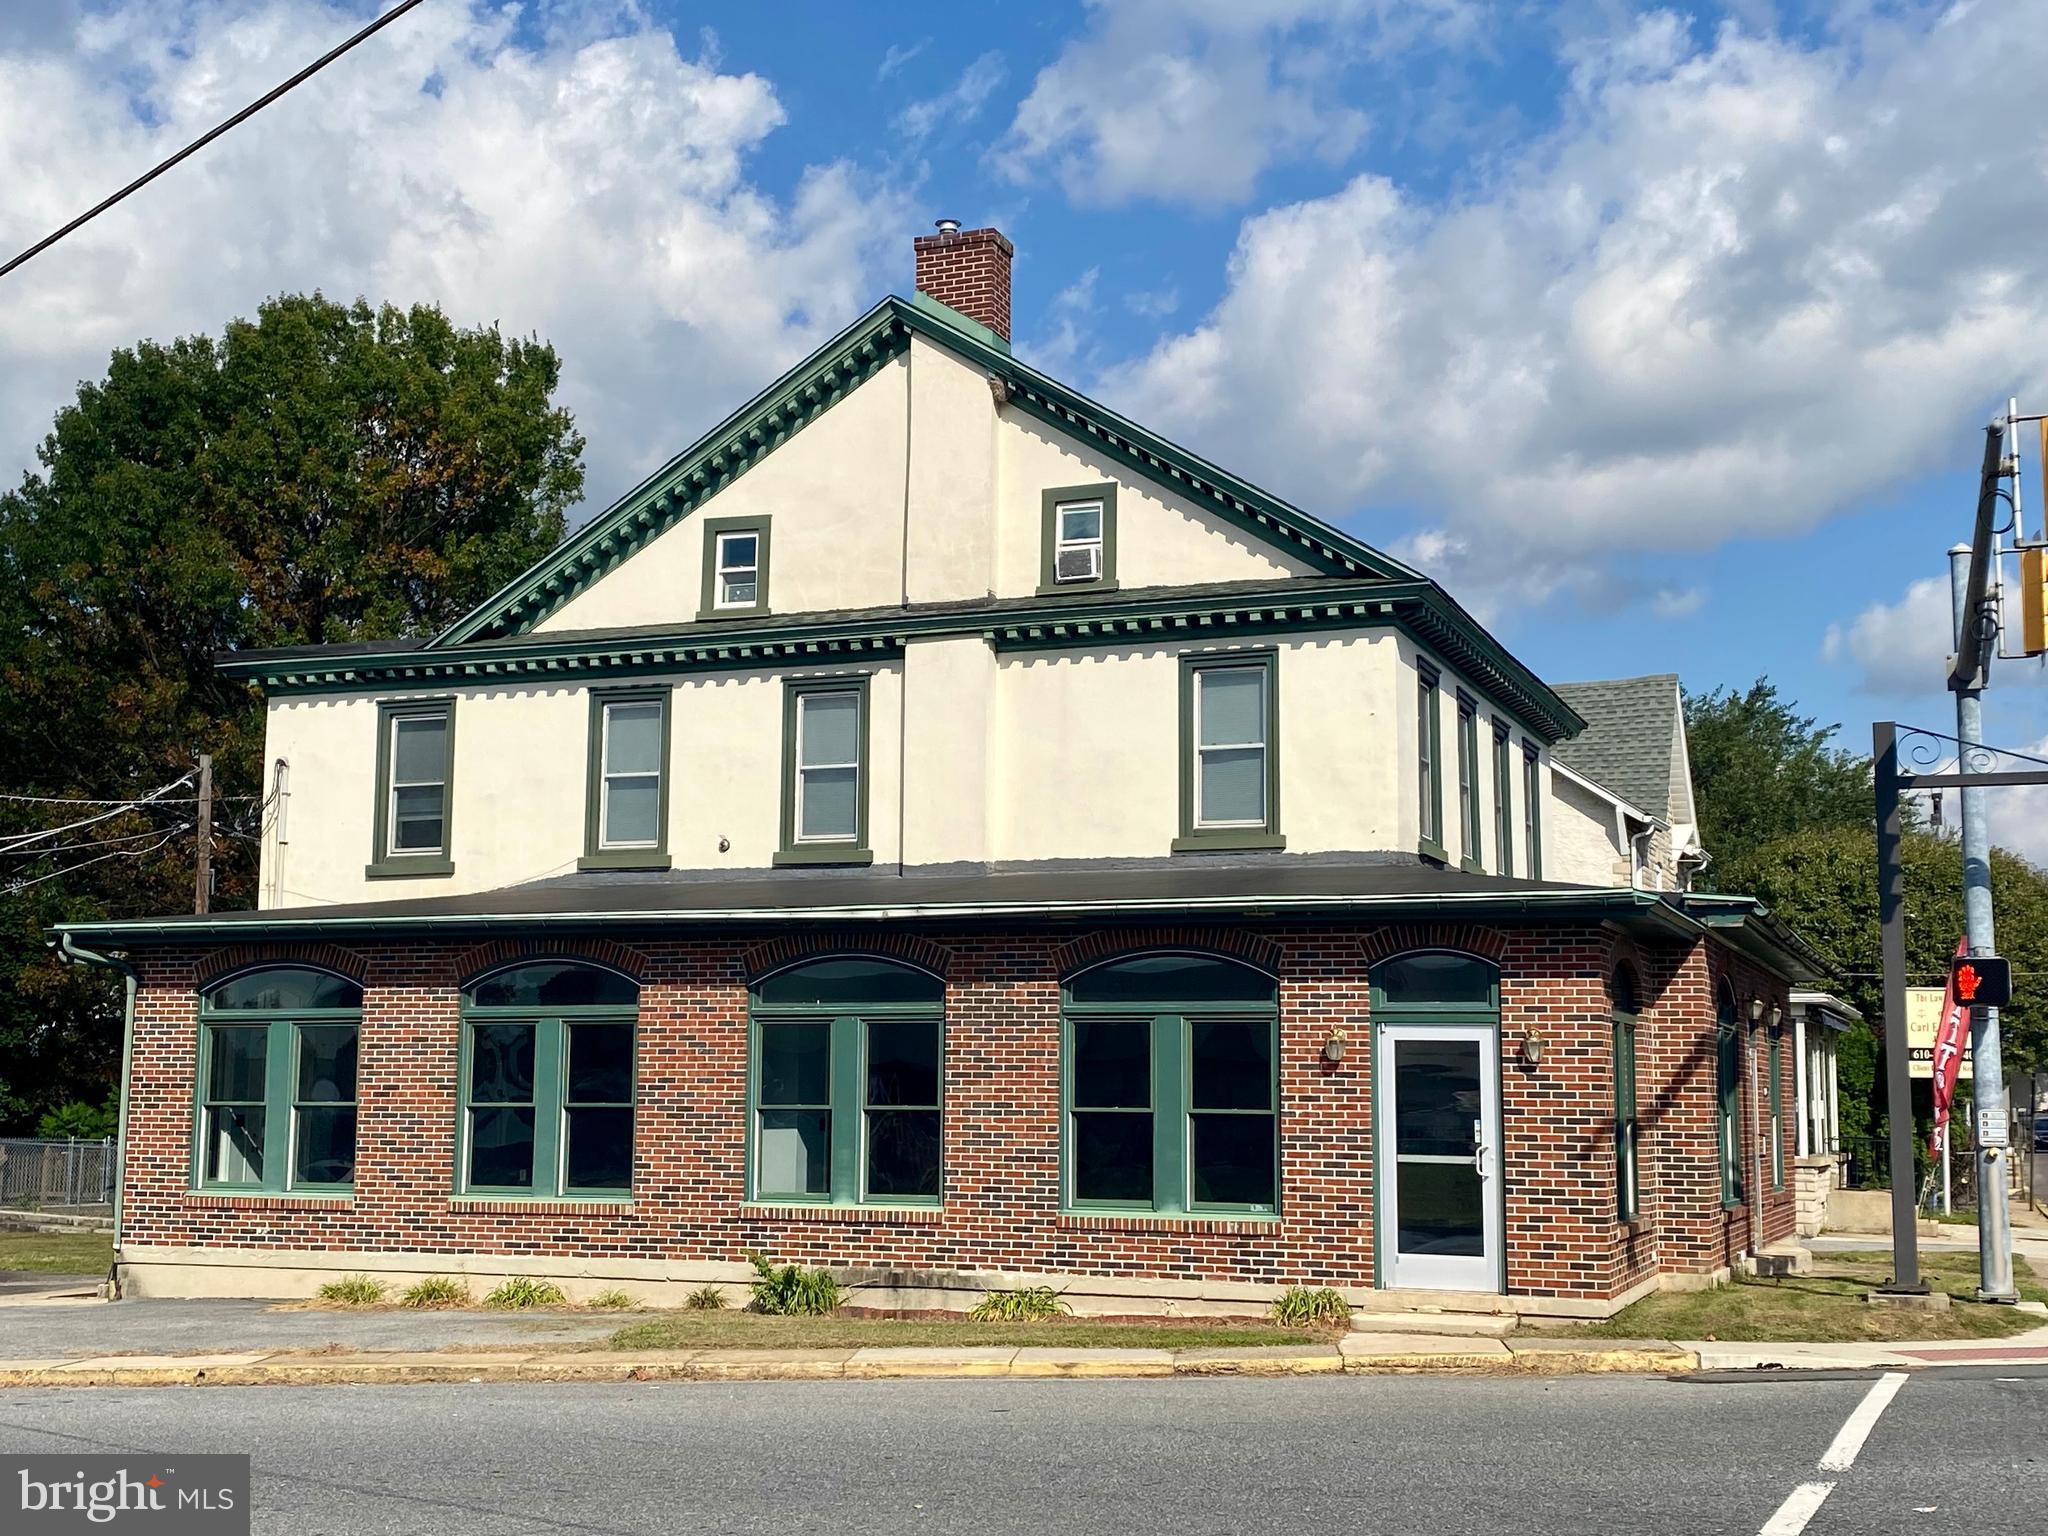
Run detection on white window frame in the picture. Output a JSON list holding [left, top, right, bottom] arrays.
[[598, 698, 663, 851], [714, 528, 761, 610], [1052, 499, 1105, 584], [1192, 664, 1269, 830], [386, 711, 450, 858], [795, 689, 861, 844]]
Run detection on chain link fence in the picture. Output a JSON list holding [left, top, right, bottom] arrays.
[[0, 1137, 115, 1212]]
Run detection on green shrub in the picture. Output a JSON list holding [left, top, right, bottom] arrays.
[[969, 1286, 1070, 1322], [483, 1277, 567, 1310], [316, 1274, 387, 1306], [684, 1284, 728, 1311], [586, 1288, 638, 1310], [398, 1276, 470, 1309], [1270, 1285, 1351, 1329], [744, 1251, 841, 1316]]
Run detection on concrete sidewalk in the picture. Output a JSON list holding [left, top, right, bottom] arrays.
[[1687, 1319, 2048, 1372]]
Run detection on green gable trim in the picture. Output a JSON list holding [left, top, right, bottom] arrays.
[[428, 294, 1422, 650]]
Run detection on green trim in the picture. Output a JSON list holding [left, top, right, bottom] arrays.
[[1492, 721, 1514, 879], [1522, 744, 1544, 881], [1038, 482, 1119, 595], [775, 674, 873, 866], [192, 991, 362, 1196], [1175, 649, 1282, 852], [1455, 691, 1481, 871], [697, 515, 772, 620], [580, 688, 673, 872], [1614, 1010, 1639, 1221], [366, 697, 456, 880], [1768, 1020, 1785, 1191], [909, 290, 1010, 354], [1717, 987, 1744, 1208], [1417, 661, 1443, 852]]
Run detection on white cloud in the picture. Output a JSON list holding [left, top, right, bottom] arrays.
[[895, 51, 1006, 144], [994, 0, 1472, 208], [1651, 586, 1705, 619], [1991, 735, 2048, 872], [1822, 577, 1952, 697], [877, 39, 930, 82], [0, 0, 909, 511], [1097, 10, 2048, 605]]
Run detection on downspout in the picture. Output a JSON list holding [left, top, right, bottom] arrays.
[[57, 932, 137, 1296], [1747, 1009, 1764, 1259]]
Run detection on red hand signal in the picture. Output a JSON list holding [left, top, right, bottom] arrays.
[[1955, 963, 1980, 1002]]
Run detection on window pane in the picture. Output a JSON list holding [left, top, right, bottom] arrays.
[[568, 1022, 633, 1104], [565, 1106, 633, 1190], [1190, 1020, 1271, 1110], [208, 1026, 266, 1102], [1190, 1114, 1274, 1207], [470, 1023, 535, 1103], [391, 784, 445, 850], [468, 1106, 535, 1188], [719, 532, 758, 570], [1073, 1019, 1150, 1108], [209, 968, 362, 1011], [392, 714, 446, 782], [296, 1025, 357, 1103], [469, 963, 637, 1009], [760, 1021, 830, 1106], [867, 1020, 939, 1107], [605, 701, 663, 775], [1393, 1038, 1482, 1157], [1073, 1114, 1152, 1203], [758, 1109, 830, 1197], [1374, 953, 1496, 1007], [867, 1108, 941, 1198], [1068, 954, 1276, 1006], [293, 1107, 355, 1186], [604, 775, 661, 846], [206, 1105, 264, 1183], [799, 765, 858, 839], [1059, 504, 1101, 541], [756, 958, 943, 1008], [1197, 667, 1264, 746], [721, 576, 759, 606], [798, 692, 859, 765], [1396, 1161, 1484, 1256], [1199, 746, 1266, 825]]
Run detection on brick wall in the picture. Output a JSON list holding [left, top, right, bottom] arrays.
[[912, 226, 1013, 341], [123, 921, 1788, 1301]]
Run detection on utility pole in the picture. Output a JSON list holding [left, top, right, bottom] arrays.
[[193, 753, 213, 916], [1947, 409, 2018, 1303]]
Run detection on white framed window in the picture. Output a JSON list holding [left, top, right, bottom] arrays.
[[714, 529, 760, 609], [598, 699, 663, 849], [386, 711, 449, 856], [1052, 500, 1104, 584], [794, 689, 861, 843], [1193, 664, 1269, 829]]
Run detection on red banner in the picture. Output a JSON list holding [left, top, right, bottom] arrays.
[[1930, 937, 1970, 1157]]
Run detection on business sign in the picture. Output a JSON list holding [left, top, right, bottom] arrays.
[[1905, 987, 1972, 1081]]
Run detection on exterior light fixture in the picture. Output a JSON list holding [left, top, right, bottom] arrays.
[[1766, 1003, 1783, 1030], [1322, 1029, 1347, 1063], [1749, 996, 1766, 1024], [1520, 1028, 1545, 1068]]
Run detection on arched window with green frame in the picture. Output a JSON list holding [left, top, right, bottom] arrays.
[[458, 960, 638, 1199], [1061, 951, 1281, 1216], [748, 957, 945, 1207], [195, 966, 363, 1193], [1716, 982, 1744, 1208], [1611, 964, 1641, 1222]]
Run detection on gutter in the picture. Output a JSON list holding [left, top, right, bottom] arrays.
[[55, 932, 136, 1292]]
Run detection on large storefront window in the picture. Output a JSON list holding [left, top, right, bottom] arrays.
[[195, 967, 363, 1193], [459, 962, 639, 1199], [1062, 953, 1280, 1215], [749, 957, 945, 1206], [1717, 983, 1744, 1208]]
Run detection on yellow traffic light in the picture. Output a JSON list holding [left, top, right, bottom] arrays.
[[2024, 544, 2048, 656]]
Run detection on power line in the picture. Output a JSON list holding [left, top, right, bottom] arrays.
[[0, 822, 194, 859], [0, 0, 430, 281], [3, 828, 187, 896], [0, 792, 256, 806], [0, 774, 193, 854]]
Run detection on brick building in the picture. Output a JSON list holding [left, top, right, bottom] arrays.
[[58, 226, 1821, 1320]]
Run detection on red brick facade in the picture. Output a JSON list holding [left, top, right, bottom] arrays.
[[912, 225, 1013, 341], [120, 921, 1795, 1303]]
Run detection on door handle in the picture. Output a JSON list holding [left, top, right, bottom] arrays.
[[1472, 1128, 1488, 1177]]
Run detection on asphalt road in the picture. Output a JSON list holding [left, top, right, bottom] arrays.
[[1, 1370, 2040, 1535]]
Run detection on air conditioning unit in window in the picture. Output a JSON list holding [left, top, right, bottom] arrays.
[[1055, 544, 1102, 583]]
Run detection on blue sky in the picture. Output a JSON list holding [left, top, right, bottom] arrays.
[[2, 0, 2045, 837]]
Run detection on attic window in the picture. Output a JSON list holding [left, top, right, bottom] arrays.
[[1039, 483, 1118, 594], [698, 517, 771, 618]]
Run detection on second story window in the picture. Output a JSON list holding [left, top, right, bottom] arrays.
[[776, 677, 873, 866], [1176, 652, 1283, 852], [1039, 482, 1118, 593], [699, 517, 771, 618], [1492, 722, 1514, 876], [582, 690, 671, 871], [1522, 745, 1543, 879], [1456, 693, 1481, 870], [369, 699, 455, 878], [1417, 663, 1443, 856]]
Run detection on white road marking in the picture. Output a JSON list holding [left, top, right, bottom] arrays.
[[1760, 1481, 1836, 1535], [1819, 1371, 1909, 1472]]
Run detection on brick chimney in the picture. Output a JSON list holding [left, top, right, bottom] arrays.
[[912, 221, 1013, 342]]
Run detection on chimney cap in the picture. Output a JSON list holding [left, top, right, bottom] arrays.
[[933, 217, 962, 234]]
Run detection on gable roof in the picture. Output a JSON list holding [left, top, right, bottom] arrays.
[[1549, 674, 1684, 819], [430, 294, 1422, 648]]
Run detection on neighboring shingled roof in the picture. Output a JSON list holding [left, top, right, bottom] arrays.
[[1550, 674, 1683, 820]]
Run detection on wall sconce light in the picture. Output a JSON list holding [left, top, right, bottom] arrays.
[[1765, 1003, 1783, 1030], [1749, 996, 1766, 1025], [1520, 1028, 1545, 1068], [1322, 1029, 1347, 1063]]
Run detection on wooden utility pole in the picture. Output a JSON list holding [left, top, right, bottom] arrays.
[[193, 753, 213, 915]]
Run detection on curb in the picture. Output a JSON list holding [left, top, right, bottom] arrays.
[[0, 1342, 1699, 1388]]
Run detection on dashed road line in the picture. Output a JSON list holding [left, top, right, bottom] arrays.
[[1760, 1482, 1836, 1536], [1756, 1371, 1910, 1536]]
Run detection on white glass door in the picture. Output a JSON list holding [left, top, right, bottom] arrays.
[[1377, 1022, 1502, 1291]]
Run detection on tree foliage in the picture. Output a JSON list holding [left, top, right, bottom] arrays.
[[1684, 679, 1874, 872], [0, 293, 584, 1130]]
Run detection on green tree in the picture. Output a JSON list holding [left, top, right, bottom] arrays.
[[0, 293, 584, 1131], [1685, 680, 1874, 870]]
